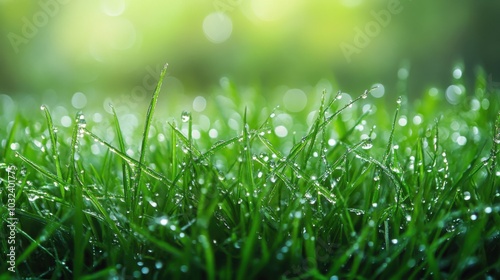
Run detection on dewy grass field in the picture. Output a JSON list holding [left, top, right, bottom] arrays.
[[1, 65, 500, 279]]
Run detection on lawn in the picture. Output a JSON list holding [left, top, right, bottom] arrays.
[[1, 65, 499, 279]]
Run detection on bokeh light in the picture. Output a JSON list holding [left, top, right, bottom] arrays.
[[203, 12, 233, 43], [0, 1, 499, 112]]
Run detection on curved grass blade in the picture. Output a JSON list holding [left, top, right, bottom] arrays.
[[134, 63, 168, 212], [3, 115, 20, 159], [109, 104, 132, 208], [83, 128, 173, 186], [15, 152, 65, 186], [383, 96, 402, 166], [40, 105, 65, 197], [130, 223, 183, 258]]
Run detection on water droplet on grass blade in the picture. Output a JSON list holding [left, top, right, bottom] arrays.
[[494, 135, 500, 144], [348, 208, 365, 215], [10, 143, 20, 151], [362, 138, 373, 150], [181, 111, 191, 123], [76, 112, 87, 138], [361, 90, 368, 99], [149, 200, 158, 208], [28, 194, 40, 201], [463, 191, 471, 201], [77, 113, 86, 127]]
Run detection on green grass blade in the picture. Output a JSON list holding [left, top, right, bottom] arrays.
[[134, 63, 168, 213], [382, 96, 402, 166], [109, 104, 132, 209], [40, 105, 65, 197], [15, 152, 65, 186]]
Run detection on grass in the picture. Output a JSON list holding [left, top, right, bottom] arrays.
[[1, 67, 500, 279]]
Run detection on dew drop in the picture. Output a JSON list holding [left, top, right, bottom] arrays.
[[396, 97, 402, 105], [10, 143, 20, 151], [181, 111, 191, 123], [362, 138, 373, 150], [155, 261, 163, 269], [149, 200, 157, 208], [76, 113, 87, 138], [159, 217, 168, 226], [348, 208, 365, 215], [361, 90, 368, 99], [463, 191, 471, 201], [328, 138, 337, 146], [77, 113, 86, 127]]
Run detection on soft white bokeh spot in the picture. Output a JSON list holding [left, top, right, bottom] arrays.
[[72, 92, 87, 109], [445, 85, 463, 105], [274, 125, 288, 137], [283, 88, 307, 112], [370, 83, 385, 98], [101, 0, 126, 16], [193, 96, 207, 112], [203, 12, 233, 43], [398, 68, 409, 80]]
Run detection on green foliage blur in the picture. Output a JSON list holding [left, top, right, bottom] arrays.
[[1, 0, 500, 109]]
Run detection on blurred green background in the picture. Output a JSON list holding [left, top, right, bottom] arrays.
[[1, 0, 499, 111]]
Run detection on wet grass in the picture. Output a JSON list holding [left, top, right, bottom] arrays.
[[1, 68, 500, 279]]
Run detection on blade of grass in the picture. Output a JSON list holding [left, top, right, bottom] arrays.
[[242, 107, 256, 195], [3, 115, 20, 159], [133, 63, 168, 217], [129, 223, 183, 258], [382, 97, 402, 166], [84, 128, 173, 186], [15, 152, 64, 186], [40, 105, 65, 197], [72, 164, 85, 279], [109, 104, 132, 213]]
